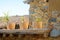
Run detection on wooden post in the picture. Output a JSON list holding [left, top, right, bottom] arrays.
[[44, 32, 48, 37], [3, 34, 6, 37]]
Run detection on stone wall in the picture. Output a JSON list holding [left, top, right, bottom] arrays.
[[29, 0, 49, 28], [49, 0, 60, 29], [28, 0, 60, 29]]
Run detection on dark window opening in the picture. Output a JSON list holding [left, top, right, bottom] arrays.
[[46, 0, 49, 2]]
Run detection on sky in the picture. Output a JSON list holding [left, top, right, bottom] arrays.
[[0, 0, 30, 17]]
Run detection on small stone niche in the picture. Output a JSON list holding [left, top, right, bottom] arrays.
[[46, 0, 49, 2]]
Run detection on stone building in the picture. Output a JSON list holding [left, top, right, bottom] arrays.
[[24, 0, 49, 29], [24, 0, 60, 29]]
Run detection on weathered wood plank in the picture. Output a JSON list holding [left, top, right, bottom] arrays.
[[0, 28, 50, 34]]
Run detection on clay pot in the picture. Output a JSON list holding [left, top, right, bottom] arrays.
[[7, 23, 15, 30], [21, 21, 29, 30], [33, 21, 43, 28]]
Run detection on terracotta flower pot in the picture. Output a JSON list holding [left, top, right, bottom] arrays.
[[7, 23, 15, 30], [22, 21, 29, 30], [33, 21, 43, 29]]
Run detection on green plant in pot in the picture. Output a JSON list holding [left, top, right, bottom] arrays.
[[3, 12, 9, 29]]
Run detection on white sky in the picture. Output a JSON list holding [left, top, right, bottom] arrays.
[[0, 0, 30, 17]]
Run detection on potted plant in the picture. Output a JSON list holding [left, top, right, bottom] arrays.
[[3, 12, 9, 29], [34, 17, 43, 29]]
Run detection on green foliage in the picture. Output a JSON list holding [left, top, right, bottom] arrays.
[[35, 18, 42, 22], [3, 12, 9, 22], [20, 16, 24, 21], [0, 17, 2, 21]]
